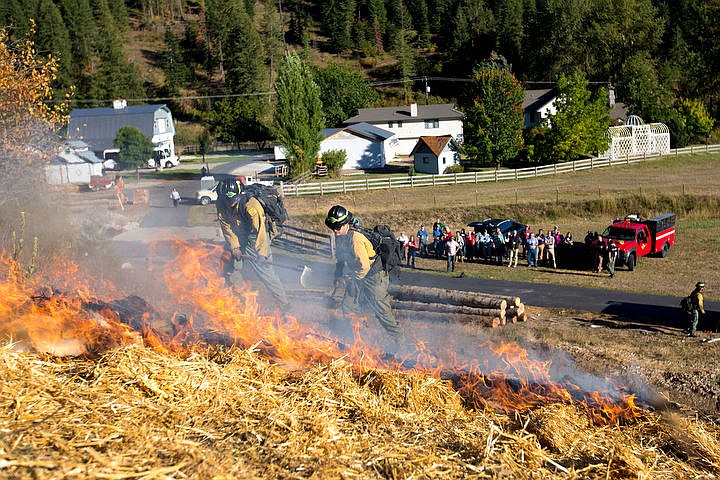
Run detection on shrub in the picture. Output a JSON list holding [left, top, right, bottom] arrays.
[[444, 164, 465, 174], [321, 149, 347, 177]]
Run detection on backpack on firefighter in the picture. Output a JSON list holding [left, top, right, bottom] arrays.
[[354, 225, 403, 277], [241, 183, 289, 240], [217, 177, 289, 240]]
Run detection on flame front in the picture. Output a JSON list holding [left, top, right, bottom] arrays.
[[0, 242, 644, 425]]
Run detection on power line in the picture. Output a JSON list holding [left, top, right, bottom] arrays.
[[54, 76, 610, 105], [61, 91, 275, 105]]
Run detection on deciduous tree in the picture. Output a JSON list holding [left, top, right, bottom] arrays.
[[313, 62, 379, 127], [538, 73, 610, 163], [460, 59, 524, 168]]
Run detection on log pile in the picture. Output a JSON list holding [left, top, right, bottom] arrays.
[[388, 285, 527, 328]]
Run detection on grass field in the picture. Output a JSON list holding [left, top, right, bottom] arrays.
[[274, 153, 720, 300]]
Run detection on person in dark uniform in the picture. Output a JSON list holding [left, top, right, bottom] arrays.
[[216, 177, 289, 312], [325, 205, 403, 338]]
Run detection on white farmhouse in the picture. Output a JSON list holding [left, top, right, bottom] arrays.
[[344, 103, 464, 157], [67, 100, 178, 164]]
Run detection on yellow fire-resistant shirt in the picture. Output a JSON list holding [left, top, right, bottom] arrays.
[[217, 196, 270, 257], [336, 229, 377, 280]]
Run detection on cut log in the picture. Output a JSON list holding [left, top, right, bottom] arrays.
[[393, 309, 501, 328], [391, 299, 505, 319], [504, 296, 522, 308], [389, 285, 507, 310]]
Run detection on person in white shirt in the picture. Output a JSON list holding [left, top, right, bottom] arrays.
[[545, 231, 557, 268], [445, 236, 460, 272], [396, 231, 409, 262]]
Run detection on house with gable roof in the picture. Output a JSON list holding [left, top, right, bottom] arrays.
[[67, 100, 178, 165], [344, 103, 464, 157], [523, 89, 557, 128], [274, 122, 396, 170], [410, 135, 461, 175]]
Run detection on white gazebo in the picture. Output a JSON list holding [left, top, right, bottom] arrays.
[[604, 115, 670, 160]]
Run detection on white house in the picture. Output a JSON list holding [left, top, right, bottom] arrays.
[[46, 141, 104, 185], [523, 89, 557, 128], [318, 122, 396, 169], [274, 122, 396, 170], [344, 103, 464, 157], [524, 87, 628, 128], [410, 135, 460, 175], [67, 100, 178, 161]]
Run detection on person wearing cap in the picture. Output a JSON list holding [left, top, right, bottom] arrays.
[[324, 205, 403, 338], [686, 281, 706, 337], [216, 176, 289, 312]]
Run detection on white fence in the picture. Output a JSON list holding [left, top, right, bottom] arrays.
[[279, 144, 720, 197]]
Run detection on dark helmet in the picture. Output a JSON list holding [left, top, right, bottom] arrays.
[[696, 281, 706, 289], [325, 205, 352, 230], [217, 177, 240, 198]]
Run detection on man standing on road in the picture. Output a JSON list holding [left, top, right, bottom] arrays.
[[686, 281, 706, 337], [325, 205, 403, 339], [216, 177, 289, 313]]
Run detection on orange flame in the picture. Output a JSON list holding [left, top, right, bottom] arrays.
[[0, 242, 645, 425]]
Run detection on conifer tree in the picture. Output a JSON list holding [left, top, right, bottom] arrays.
[[272, 52, 323, 177]]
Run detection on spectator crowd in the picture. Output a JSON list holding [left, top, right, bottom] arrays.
[[393, 219, 618, 277]]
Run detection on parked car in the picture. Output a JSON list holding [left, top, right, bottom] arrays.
[[467, 218, 527, 237], [196, 174, 274, 205]]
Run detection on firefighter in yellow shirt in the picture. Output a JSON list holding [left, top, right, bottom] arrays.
[[686, 281, 706, 337], [325, 205, 402, 338], [216, 176, 289, 312]]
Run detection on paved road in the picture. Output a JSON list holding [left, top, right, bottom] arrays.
[[283, 257, 718, 330]]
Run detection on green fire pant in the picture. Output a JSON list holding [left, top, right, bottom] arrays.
[[342, 270, 402, 337]]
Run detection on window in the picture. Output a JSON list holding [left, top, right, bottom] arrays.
[[423, 156, 431, 164], [388, 121, 394, 128], [156, 118, 167, 133], [442, 156, 446, 164], [397, 121, 403, 128], [425, 119, 439, 129]]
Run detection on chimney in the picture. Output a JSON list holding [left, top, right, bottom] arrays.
[[113, 99, 127, 109], [410, 103, 418, 117], [608, 84, 615, 107]]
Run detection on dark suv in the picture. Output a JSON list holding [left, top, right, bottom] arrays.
[[467, 218, 527, 237]]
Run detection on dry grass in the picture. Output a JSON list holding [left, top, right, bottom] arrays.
[[2, 343, 720, 479]]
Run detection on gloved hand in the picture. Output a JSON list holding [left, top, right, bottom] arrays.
[[328, 277, 346, 309], [231, 247, 243, 261]]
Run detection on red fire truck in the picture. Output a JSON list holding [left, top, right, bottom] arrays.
[[600, 213, 676, 271]]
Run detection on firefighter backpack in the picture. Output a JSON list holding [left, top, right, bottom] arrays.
[[680, 295, 693, 314], [355, 225, 403, 277], [242, 183, 289, 239]]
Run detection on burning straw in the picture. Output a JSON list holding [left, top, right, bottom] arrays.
[[1, 344, 720, 479], [1, 242, 720, 478]]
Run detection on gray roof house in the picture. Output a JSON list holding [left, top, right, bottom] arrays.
[[523, 89, 557, 128], [46, 141, 104, 185], [524, 87, 629, 128], [410, 135, 460, 175], [319, 122, 396, 169], [344, 103, 464, 157], [67, 101, 177, 159]]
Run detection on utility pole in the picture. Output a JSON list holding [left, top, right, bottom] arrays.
[[424, 76, 430, 104]]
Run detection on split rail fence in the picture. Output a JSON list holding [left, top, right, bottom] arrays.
[[279, 144, 720, 197]]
